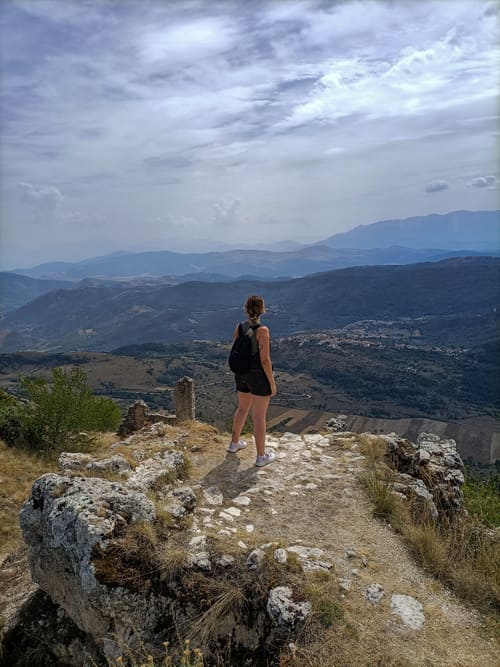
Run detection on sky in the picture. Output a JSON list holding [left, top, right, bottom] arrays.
[[0, 0, 499, 268]]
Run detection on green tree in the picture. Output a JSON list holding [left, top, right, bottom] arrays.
[[0, 368, 122, 454]]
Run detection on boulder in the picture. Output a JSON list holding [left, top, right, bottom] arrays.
[[266, 586, 311, 630], [383, 432, 466, 519], [19, 474, 158, 661]]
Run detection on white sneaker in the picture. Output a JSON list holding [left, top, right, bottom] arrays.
[[227, 439, 248, 453], [255, 451, 276, 467]]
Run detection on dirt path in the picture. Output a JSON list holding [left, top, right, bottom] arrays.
[[188, 430, 498, 667]]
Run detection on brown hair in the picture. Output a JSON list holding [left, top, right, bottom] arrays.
[[245, 295, 265, 323]]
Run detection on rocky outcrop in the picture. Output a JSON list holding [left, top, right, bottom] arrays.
[[19, 474, 157, 659], [17, 454, 313, 664], [117, 400, 176, 436], [382, 432, 466, 519], [10, 424, 480, 666]]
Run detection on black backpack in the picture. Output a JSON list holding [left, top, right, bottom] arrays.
[[228, 322, 260, 374]]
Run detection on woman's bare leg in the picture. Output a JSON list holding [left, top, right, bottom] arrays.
[[232, 392, 252, 443], [251, 394, 271, 457]]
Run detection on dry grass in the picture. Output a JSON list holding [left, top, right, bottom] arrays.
[[93, 520, 161, 591], [0, 439, 55, 553], [403, 517, 500, 611], [357, 433, 500, 618], [185, 581, 247, 648], [114, 639, 204, 667]]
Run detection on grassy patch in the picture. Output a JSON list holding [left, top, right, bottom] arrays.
[[0, 440, 55, 553], [463, 475, 500, 528]]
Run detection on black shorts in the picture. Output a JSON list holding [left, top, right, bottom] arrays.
[[235, 369, 271, 396]]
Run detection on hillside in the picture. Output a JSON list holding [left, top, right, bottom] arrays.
[[0, 273, 74, 314], [1, 257, 498, 352], [0, 420, 498, 666], [320, 210, 500, 249]]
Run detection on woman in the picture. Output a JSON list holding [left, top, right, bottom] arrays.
[[228, 295, 277, 466]]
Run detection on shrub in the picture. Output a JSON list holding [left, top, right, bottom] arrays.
[[0, 368, 122, 454], [463, 475, 500, 528]]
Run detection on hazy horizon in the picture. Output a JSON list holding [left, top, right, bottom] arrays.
[[1, 0, 499, 269]]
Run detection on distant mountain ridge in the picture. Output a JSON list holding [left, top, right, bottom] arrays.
[[320, 210, 499, 249], [9, 209, 498, 282], [1, 256, 498, 352]]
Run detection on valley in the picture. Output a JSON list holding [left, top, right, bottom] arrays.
[[1, 318, 498, 463]]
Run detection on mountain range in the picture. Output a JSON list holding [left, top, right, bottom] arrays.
[[320, 209, 499, 249], [1, 256, 497, 353], [8, 210, 498, 284]]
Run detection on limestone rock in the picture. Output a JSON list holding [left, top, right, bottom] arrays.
[[326, 415, 348, 431], [390, 594, 425, 629], [384, 432, 465, 519], [274, 548, 288, 564], [393, 474, 438, 519], [217, 555, 236, 568], [187, 535, 211, 571], [86, 455, 131, 475], [58, 453, 93, 471], [203, 486, 224, 505], [19, 473, 158, 659], [128, 451, 184, 491], [267, 586, 311, 630], [171, 486, 197, 511], [246, 548, 265, 570], [365, 583, 385, 604]]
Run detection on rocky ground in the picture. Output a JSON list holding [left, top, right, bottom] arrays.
[[1, 421, 498, 666]]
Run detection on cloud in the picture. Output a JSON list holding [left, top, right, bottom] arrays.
[[16, 182, 63, 210], [211, 199, 248, 227], [469, 175, 496, 188], [425, 179, 449, 193], [1, 0, 499, 261]]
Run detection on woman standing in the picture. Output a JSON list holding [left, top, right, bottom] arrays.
[[228, 295, 277, 466]]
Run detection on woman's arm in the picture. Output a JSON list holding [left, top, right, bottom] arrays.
[[257, 326, 277, 397], [233, 324, 240, 341]]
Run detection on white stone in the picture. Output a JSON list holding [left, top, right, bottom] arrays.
[[219, 511, 234, 522], [217, 555, 236, 568], [203, 486, 224, 505], [287, 545, 323, 559], [365, 584, 385, 604], [238, 540, 247, 549], [302, 434, 324, 445], [301, 559, 333, 572], [305, 482, 318, 490], [245, 524, 254, 533], [339, 578, 351, 591], [390, 595, 425, 629], [225, 506, 241, 517], [346, 548, 357, 559], [274, 548, 288, 564], [267, 586, 311, 629], [246, 548, 265, 570], [233, 495, 251, 506]]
